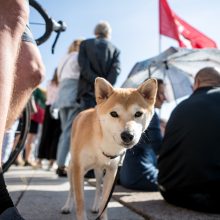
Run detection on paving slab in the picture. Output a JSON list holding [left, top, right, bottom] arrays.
[[88, 179, 220, 220], [113, 185, 220, 220], [5, 166, 144, 220], [5, 166, 220, 220]]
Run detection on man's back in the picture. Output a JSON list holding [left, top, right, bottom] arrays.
[[82, 38, 119, 76], [158, 86, 220, 192], [158, 67, 220, 213], [77, 37, 120, 101]]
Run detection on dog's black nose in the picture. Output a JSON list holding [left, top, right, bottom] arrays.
[[121, 131, 134, 143]]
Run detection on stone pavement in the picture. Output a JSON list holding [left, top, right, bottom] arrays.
[[5, 166, 144, 220], [5, 166, 220, 220]]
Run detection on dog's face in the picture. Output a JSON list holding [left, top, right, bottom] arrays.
[[95, 77, 157, 149]]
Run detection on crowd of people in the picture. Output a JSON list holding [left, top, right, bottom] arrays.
[[1, 1, 220, 219], [2, 20, 121, 176]]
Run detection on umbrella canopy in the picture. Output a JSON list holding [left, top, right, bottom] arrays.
[[122, 47, 220, 101]]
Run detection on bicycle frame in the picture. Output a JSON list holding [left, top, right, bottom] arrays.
[[30, 0, 67, 52]]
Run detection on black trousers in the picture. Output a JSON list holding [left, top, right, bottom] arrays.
[[38, 105, 61, 160], [161, 190, 220, 213]]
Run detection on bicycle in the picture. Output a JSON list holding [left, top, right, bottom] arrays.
[[2, 0, 66, 173]]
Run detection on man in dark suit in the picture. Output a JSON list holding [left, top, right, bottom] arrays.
[[158, 67, 220, 213], [77, 21, 121, 178], [77, 21, 121, 109]]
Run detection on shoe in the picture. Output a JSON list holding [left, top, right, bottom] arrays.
[[56, 166, 67, 177], [32, 160, 42, 169], [84, 169, 95, 179], [46, 160, 54, 171], [24, 161, 32, 167], [13, 159, 25, 166], [0, 207, 25, 220]]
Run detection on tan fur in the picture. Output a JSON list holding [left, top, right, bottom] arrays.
[[61, 77, 158, 220]]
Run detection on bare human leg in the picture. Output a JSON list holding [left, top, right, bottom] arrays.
[[0, 0, 28, 217], [6, 41, 45, 129], [0, 1, 44, 218]]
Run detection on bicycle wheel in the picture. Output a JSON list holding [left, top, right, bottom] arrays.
[[29, 0, 53, 46], [2, 102, 31, 173]]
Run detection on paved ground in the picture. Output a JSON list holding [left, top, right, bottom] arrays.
[[5, 166, 144, 220], [5, 166, 220, 220]]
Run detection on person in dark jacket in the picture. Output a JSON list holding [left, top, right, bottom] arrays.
[[77, 20, 121, 109], [119, 79, 166, 191], [158, 67, 220, 213], [77, 21, 121, 178]]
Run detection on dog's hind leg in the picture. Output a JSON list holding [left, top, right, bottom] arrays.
[[61, 163, 74, 214], [91, 168, 103, 213]]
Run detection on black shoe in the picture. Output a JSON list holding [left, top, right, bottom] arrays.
[[84, 169, 95, 178], [56, 166, 67, 177], [24, 161, 32, 166], [0, 207, 25, 220]]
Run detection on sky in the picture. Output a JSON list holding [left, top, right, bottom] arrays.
[[30, 0, 220, 89]]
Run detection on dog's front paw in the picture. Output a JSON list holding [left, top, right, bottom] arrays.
[[61, 206, 71, 214], [91, 206, 99, 213]]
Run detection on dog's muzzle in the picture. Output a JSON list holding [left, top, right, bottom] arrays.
[[120, 131, 134, 146]]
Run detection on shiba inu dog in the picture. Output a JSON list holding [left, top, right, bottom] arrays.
[[61, 77, 158, 220]]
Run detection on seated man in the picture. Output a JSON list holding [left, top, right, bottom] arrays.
[[119, 79, 166, 191], [158, 67, 220, 213]]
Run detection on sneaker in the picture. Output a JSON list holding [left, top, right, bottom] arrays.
[[31, 160, 42, 169], [0, 207, 25, 220], [56, 166, 67, 177]]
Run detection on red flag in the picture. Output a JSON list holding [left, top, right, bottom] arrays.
[[159, 0, 217, 48], [159, 0, 179, 41]]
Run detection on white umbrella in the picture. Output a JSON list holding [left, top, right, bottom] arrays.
[[122, 47, 220, 102]]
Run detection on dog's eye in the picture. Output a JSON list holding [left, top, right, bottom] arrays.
[[110, 111, 119, 118], [134, 111, 143, 118]]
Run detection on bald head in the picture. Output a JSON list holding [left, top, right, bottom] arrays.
[[194, 67, 220, 90]]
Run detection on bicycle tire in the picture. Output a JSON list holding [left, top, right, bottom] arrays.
[[2, 101, 31, 173], [29, 0, 53, 46]]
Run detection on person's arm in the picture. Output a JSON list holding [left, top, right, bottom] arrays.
[[106, 49, 121, 85], [78, 41, 100, 84]]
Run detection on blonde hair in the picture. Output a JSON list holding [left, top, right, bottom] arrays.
[[94, 21, 112, 38], [68, 39, 83, 53]]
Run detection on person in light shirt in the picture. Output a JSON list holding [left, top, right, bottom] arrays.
[[55, 39, 83, 177]]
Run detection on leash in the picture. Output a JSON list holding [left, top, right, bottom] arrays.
[[95, 151, 125, 220], [95, 165, 120, 220]]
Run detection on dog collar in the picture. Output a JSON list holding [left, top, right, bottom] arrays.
[[102, 151, 125, 160]]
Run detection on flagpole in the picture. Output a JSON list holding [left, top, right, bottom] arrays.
[[158, 0, 161, 53], [159, 34, 161, 53]]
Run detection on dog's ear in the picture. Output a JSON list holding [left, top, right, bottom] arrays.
[[137, 78, 158, 104], [95, 77, 114, 104]]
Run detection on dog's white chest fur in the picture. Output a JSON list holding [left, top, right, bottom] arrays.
[[61, 77, 158, 220]]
